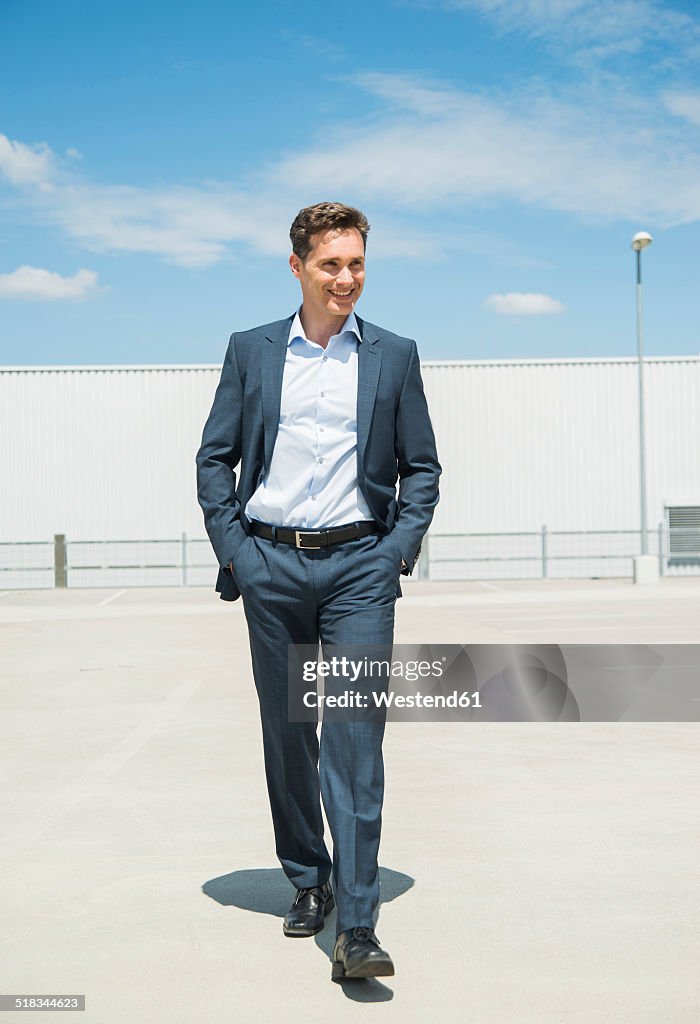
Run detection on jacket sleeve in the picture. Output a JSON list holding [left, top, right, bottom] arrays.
[[392, 340, 441, 574], [195, 334, 245, 570]]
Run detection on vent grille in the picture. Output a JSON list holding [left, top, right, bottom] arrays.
[[666, 506, 700, 565]]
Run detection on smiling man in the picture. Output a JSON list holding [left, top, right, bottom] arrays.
[[196, 201, 440, 981]]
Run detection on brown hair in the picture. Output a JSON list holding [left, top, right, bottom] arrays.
[[290, 202, 370, 261]]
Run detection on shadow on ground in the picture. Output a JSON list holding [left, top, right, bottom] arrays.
[[202, 865, 414, 1002]]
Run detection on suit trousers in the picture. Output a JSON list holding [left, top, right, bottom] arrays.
[[229, 525, 401, 935]]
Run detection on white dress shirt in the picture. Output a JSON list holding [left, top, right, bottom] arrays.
[[244, 310, 374, 529]]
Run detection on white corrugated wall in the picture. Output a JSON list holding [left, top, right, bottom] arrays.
[[1, 356, 698, 585], [0, 366, 217, 540], [423, 356, 700, 533], [419, 356, 700, 579]]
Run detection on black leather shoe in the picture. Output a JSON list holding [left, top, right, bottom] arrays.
[[331, 927, 395, 979], [283, 882, 334, 937]]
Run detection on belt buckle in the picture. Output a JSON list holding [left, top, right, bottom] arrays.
[[295, 530, 324, 549]]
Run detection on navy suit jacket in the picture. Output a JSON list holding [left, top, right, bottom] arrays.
[[196, 312, 441, 601]]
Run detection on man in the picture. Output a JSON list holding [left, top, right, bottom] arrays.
[[196, 202, 440, 980]]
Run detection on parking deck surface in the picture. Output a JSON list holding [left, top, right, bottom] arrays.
[[1, 579, 698, 1022]]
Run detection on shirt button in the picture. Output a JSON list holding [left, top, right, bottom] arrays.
[[322, 355, 328, 361], [319, 426, 325, 432], [320, 391, 326, 397], [311, 495, 317, 501], [318, 457, 324, 463]]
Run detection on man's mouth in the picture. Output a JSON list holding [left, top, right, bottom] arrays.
[[329, 289, 354, 298]]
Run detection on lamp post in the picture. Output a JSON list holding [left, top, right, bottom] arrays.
[[631, 231, 658, 583]]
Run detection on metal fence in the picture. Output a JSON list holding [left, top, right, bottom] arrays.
[[419, 526, 699, 581], [1, 526, 699, 590], [0, 535, 218, 591]]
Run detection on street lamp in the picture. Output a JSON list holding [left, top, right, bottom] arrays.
[[631, 231, 658, 583]]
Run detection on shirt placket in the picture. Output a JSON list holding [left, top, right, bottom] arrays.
[[305, 342, 333, 526]]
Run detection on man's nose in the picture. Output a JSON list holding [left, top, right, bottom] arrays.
[[335, 267, 354, 285]]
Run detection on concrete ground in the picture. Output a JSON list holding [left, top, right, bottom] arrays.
[[0, 578, 698, 1023]]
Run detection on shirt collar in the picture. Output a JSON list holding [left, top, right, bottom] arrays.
[[288, 309, 361, 347]]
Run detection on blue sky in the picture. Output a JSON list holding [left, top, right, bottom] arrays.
[[1, 0, 700, 364]]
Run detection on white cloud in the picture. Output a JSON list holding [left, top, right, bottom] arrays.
[[663, 92, 700, 126], [3, 53, 700, 271], [432, 0, 700, 60], [0, 131, 483, 267], [0, 266, 98, 301], [485, 292, 565, 315], [269, 73, 700, 225], [0, 133, 54, 190]]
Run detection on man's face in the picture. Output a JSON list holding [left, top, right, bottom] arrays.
[[289, 227, 366, 319]]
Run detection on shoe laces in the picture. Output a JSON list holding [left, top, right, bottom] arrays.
[[294, 884, 325, 905], [352, 926, 379, 945]]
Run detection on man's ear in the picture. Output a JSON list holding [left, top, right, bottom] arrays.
[[289, 253, 302, 279]]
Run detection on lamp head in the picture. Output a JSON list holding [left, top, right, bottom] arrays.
[[631, 231, 653, 252]]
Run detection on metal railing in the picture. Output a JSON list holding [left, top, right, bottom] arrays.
[[0, 534, 218, 591], [417, 525, 698, 581], [0, 526, 699, 590]]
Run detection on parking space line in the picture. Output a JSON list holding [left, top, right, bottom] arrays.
[[98, 590, 127, 606]]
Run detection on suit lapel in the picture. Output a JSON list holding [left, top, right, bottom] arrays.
[[356, 316, 381, 470], [262, 315, 294, 471]]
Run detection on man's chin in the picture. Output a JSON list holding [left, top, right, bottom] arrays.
[[327, 299, 356, 315]]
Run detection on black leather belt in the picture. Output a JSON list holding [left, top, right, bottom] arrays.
[[249, 519, 379, 549]]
